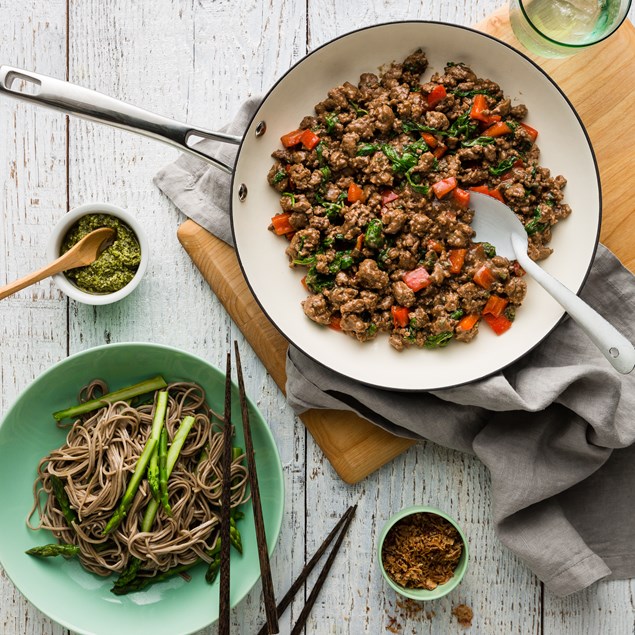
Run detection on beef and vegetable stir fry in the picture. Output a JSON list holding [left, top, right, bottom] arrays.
[[267, 49, 570, 351]]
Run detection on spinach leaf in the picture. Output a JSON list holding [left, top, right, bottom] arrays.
[[325, 113, 339, 134], [364, 218, 384, 249], [489, 156, 519, 176], [315, 191, 347, 219], [482, 242, 497, 258], [381, 140, 427, 174], [349, 100, 369, 116], [450, 89, 493, 97], [305, 266, 334, 293], [357, 143, 380, 156], [525, 207, 547, 235], [405, 169, 429, 195], [424, 331, 453, 349], [461, 136, 495, 147], [320, 166, 332, 181], [329, 250, 354, 274], [448, 112, 479, 139]]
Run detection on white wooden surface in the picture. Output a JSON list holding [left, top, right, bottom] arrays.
[[1, 1, 635, 634]]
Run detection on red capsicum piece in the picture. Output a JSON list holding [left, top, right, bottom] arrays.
[[483, 121, 513, 137], [427, 84, 447, 108], [483, 295, 509, 317], [391, 305, 410, 328], [473, 264, 496, 290], [403, 266, 432, 292], [427, 240, 444, 253], [347, 182, 365, 203], [271, 212, 294, 236], [452, 187, 470, 208], [432, 141, 448, 159], [448, 249, 467, 274], [300, 129, 320, 150], [329, 315, 342, 331], [470, 94, 501, 124], [431, 176, 457, 199], [280, 129, 305, 148], [382, 189, 399, 205], [469, 185, 505, 203], [520, 122, 538, 142], [483, 312, 513, 335], [421, 132, 438, 149], [456, 314, 480, 332]]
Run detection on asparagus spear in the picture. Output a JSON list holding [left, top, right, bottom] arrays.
[[229, 514, 243, 554], [49, 474, 77, 528], [112, 556, 141, 589], [111, 415, 197, 592], [102, 435, 158, 535], [26, 543, 80, 559], [140, 415, 196, 533], [146, 390, 169, 501], [205, 539, 222, 584], [53, 375, 167, 421], [158, 427, 170, 515], [111, 560, 201, 595]]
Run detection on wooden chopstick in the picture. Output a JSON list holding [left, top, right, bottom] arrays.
[[289, 505, 357, 635], [255, 504, 357, 635], [234, 341, 279, 634], [218, 351, 233, 635]]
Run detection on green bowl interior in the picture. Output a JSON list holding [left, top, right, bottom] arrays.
[[377, 505, 468, 601], [0, 343, 285, 635]]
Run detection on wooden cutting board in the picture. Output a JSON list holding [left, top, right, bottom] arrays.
[[178, 9, 635, 484]]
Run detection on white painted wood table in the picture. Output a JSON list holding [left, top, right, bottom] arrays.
[[2, 1, 635, 634]]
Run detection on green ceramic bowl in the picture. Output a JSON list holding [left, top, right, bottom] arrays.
[[377, 505, 468, 601], [0, 342, 285, 635]]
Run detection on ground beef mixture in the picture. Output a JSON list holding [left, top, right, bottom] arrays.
[[381, 512, 463, 590], [267, 50, 570, 351]]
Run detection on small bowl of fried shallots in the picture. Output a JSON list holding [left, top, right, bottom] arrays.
[[378, 506, 468, 600]]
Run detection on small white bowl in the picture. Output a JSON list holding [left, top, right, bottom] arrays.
[[47, 202, 148, 305]]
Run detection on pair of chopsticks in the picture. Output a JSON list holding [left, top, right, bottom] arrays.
[[218, 342, 357, 634], [219, 342, 278, 634], [258, 505, 357, 635], [256, 503, 357, 635]]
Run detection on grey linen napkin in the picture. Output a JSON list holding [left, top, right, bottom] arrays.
[[155, 99, 635, 597]]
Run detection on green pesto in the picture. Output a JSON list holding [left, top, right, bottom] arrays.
[[61, 213, 141, 294]]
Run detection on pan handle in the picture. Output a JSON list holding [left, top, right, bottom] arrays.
[[0, 65, 241, 174]]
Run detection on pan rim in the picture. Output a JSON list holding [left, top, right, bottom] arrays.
[[229, 19, 602, 393]]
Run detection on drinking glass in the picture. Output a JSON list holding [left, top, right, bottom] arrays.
[[509, 0, 632, 58]]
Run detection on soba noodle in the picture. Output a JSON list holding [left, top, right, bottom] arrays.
[[28, 380, 249, 579]]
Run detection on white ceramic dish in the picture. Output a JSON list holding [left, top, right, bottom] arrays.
[[231, 22, 600, 391], [47, 202, 148, 305]]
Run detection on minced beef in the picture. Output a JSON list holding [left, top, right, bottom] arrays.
[[268, 50, 568, 351]]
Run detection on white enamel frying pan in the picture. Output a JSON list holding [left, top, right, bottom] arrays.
[[0, 22, 602, 390]]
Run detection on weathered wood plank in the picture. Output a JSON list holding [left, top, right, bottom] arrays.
[[0, 2, 69, 634]]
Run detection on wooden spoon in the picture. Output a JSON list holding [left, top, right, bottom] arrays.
[[0, 227, 116, 300]]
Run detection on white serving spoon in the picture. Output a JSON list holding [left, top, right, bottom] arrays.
[[469, 192, 635, 374]]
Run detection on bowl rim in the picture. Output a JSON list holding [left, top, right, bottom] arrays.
[[46, 202, 149, 305], [377, 505, 469, 600]]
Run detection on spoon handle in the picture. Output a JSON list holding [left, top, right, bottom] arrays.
[[0, 257, 73, 300], [513, 235, 635, 374]]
